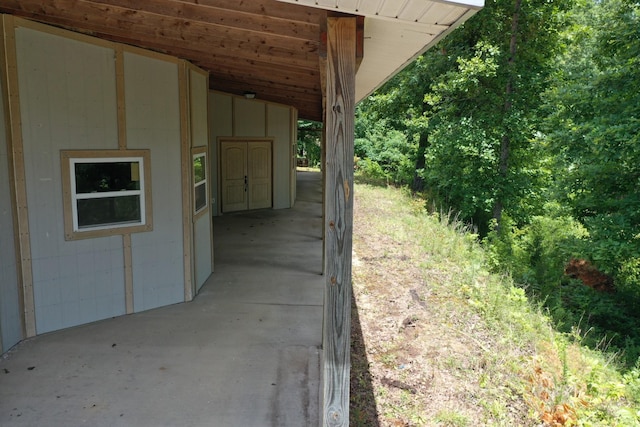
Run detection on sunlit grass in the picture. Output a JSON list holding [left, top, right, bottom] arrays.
[[351, 179, 640, 426]]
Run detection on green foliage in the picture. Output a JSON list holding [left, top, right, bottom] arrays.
[[434, 410, 470, 426], [543, 0, 640, 276], [353, 182, 640, 425], [354, 113, 416, 186], [485, 208, 640, 367], [418, 0, 568, 233], [624, 361, 640, 409], [296, 120, 322, 167], [355, 158, 388, 185], [485, 210, 587, 294], [617, 258, 640, 310], [354, 0, 640, 392]]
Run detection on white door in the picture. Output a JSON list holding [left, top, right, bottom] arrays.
[[248, 141, 272, 210], [221, 142, 248, 213], [221, 140, 272, 213]]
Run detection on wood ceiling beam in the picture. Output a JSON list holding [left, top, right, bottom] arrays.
[[0, 0, 329, 120], [0, 1, 320, 60], [209, 76, 319, 101], [92, 0, 321, 41], [119, 33, 319, 72], [207, 52, 321, 78], [185, 0, 325, 24], [206, 61, 319, 89], [0, 12, 320, 73]]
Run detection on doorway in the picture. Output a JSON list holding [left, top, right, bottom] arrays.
[[220, 139, 273, 213]]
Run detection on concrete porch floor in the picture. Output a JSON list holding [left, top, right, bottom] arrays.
[[0, 171, 325, 427]]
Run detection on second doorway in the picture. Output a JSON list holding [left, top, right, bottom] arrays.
[[220, 139, 273, 213]]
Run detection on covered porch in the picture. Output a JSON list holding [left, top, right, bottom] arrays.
[[0, 2, 483, 425], [0, 171, 324, 427]]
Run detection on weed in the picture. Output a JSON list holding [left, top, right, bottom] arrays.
[[434, 409, 470, 426]]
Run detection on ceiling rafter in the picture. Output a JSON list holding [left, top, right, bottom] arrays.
[[0, 0, 328, 120], [0, 0, 481, 121]]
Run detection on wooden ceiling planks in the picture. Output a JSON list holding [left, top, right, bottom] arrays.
[[0, 0, 479, 120], [0, 0, 328, 120]]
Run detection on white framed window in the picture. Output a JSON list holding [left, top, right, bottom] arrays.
[[61, 150, 153, 240], [192, 147, 208, 216]]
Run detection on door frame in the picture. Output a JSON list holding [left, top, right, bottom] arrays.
[[217, 137, 274, 214]]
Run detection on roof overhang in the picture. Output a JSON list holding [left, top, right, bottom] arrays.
[[276, 0, 482, 102], [0, 0, 482, 122]]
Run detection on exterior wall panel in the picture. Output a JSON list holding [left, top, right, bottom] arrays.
[[1, 17, 211, 343], [190, 69, 209, 150], [267, 104, 292, 209], [15, 27, 125, 334], [194, 215, 212, 288], [0, 74, 22, 351], [233, 98, 266, 137], [124, 52, 184, 312], [190, 69, 213, 290], [209, 92, 233, 215]]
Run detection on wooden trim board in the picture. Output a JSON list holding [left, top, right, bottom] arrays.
[[115, 45, 127, 151], [59, 149, 153, 241], [191, 145, 209, 221], [179, 63, 194, 302], [123, 234, 134, 314], [0, 15, 36, 338]]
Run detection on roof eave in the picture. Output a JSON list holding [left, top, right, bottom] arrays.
[[275, 0, 483, 106]]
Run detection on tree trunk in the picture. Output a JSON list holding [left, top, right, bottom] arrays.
[[412, 131, 429, 192], [493, 0, 522, 230]]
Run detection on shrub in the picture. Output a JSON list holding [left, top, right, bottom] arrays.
[[485, 212, 587, 295], [355, 158, 388, 185], [616, 257, 640, 311]]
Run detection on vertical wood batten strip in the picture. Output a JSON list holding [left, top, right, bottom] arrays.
[[179, 63, 194, 301], [115, 46, 134, 312], [0, 17, 9, 351], [322, 16, 356, 427], [115, 46, 127, 150], [1, 16, 36, 337], [123, 234, 134, 313]]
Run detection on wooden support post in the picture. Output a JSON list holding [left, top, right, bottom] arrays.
[[322, 16, 356, 427]]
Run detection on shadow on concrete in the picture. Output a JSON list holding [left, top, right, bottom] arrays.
[[350, 292, 380, 426], [0, 170, 325, 427]]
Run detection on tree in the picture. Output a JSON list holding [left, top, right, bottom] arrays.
[[543, 0, 640, 275], [355, 50, 455, 190], [297, 120, 322, 167], [421, 0, 569, 234]]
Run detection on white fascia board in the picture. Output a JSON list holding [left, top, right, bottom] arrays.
[[275, 0, 484, 20], [355, 7, 480, 103], [274, 0, 484, 102], [439, 0, 484, 10]]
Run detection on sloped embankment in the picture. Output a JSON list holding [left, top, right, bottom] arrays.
[[349, 181, 640, 426]]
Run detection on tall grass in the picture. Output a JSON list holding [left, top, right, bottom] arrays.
[[353, 179, 640, 425], [431, 204, 640, 426]]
